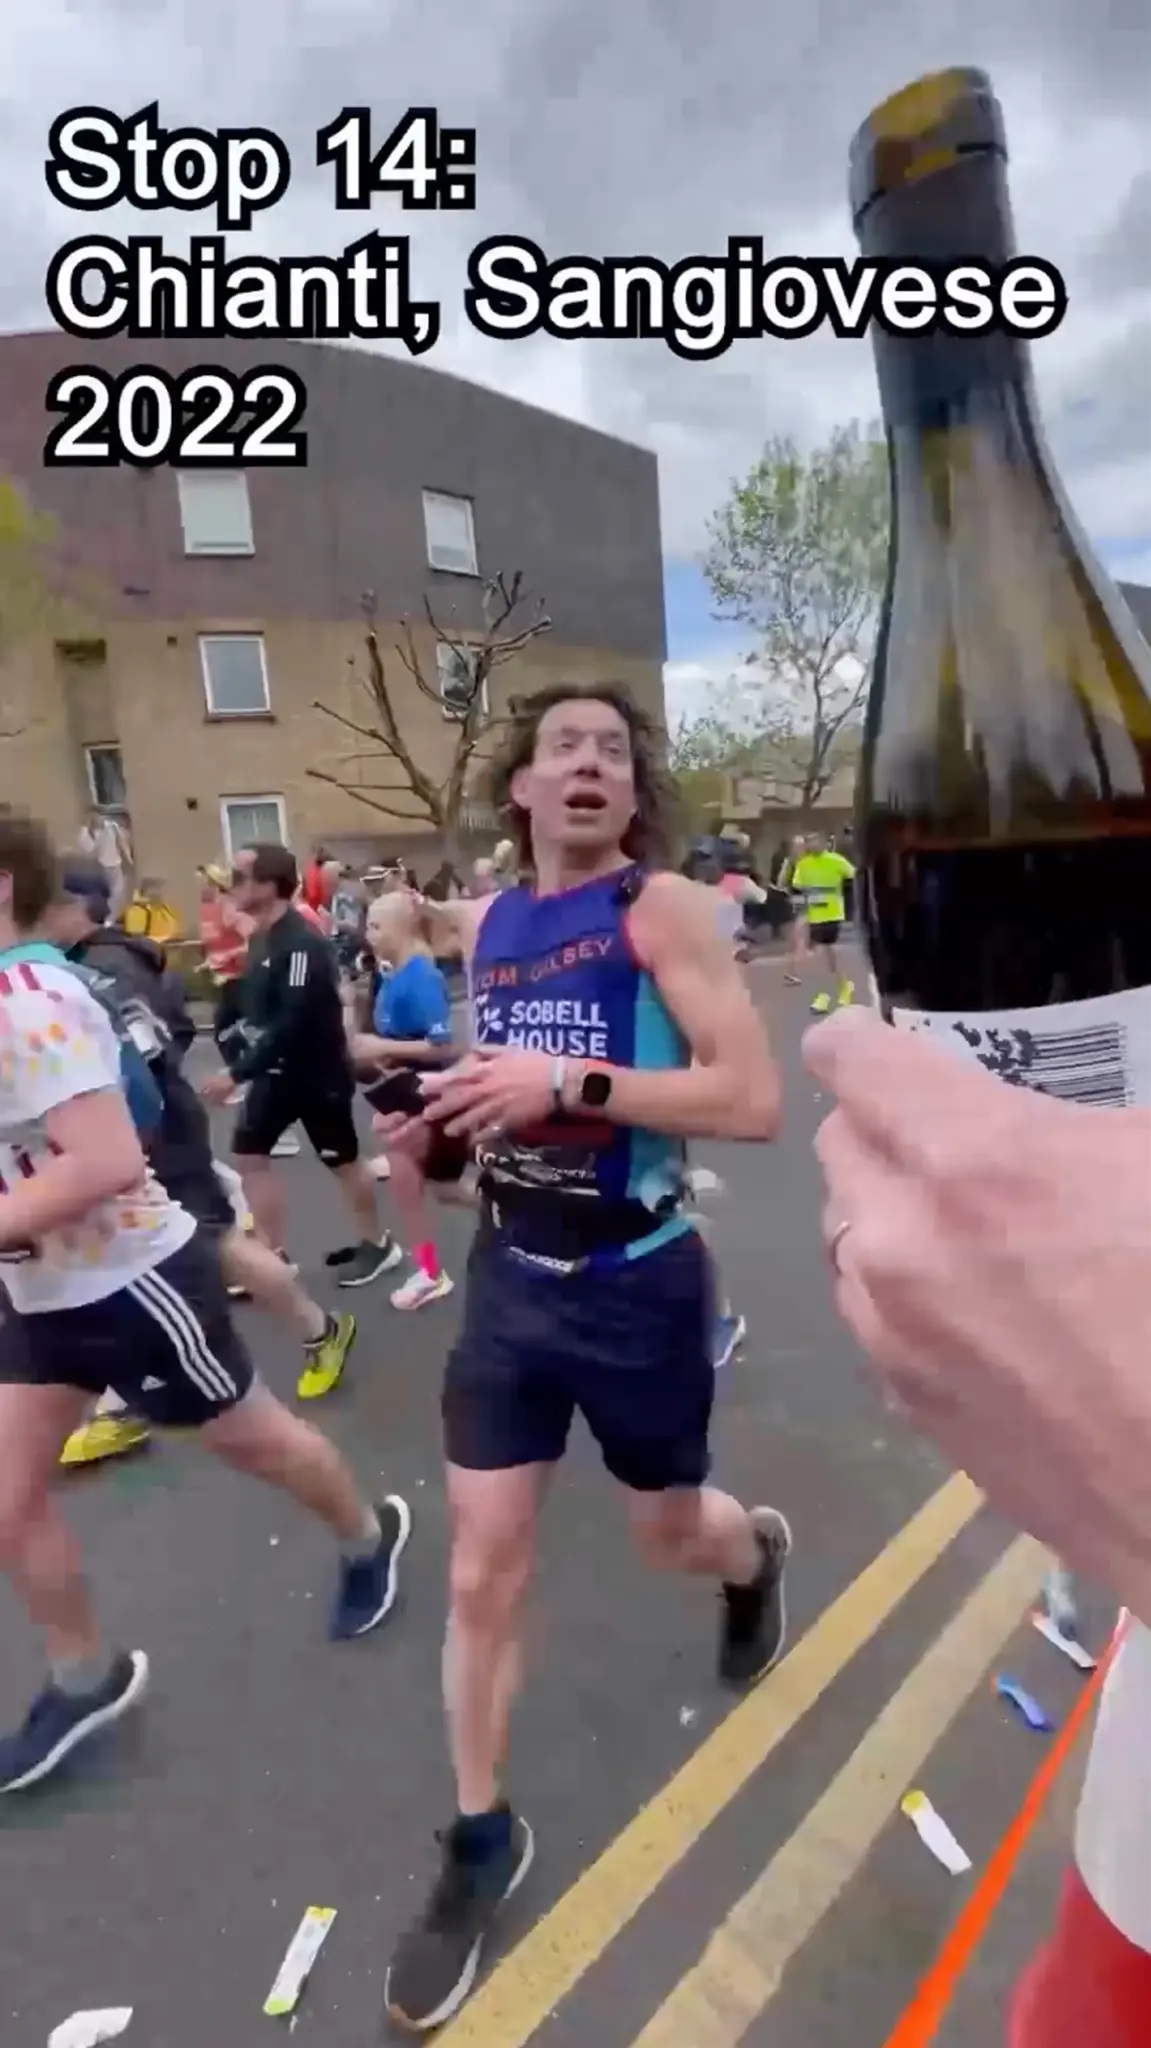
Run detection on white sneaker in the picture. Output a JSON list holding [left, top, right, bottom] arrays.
[[271, 1129, 301, 1158], [390, 1268, 454, 1311], [368, 1152, 392, 1180]]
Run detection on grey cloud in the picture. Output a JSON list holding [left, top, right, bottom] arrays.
[[1049, 320, 1151, 475], [1, 0, 1148, 565], [1087, 171, 1151, 295]]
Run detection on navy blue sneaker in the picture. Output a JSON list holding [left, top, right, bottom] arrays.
[[330, 1496, 412, 1640], [0, 1649, 149, 1793]]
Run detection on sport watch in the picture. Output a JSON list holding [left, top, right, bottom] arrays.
[[578, 1066, 613, 1110]]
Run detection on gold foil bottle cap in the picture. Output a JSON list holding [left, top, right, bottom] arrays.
[[849, 68, 1008, 226]]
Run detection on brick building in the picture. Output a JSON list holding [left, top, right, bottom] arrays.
[[0, 333, 666, 913]]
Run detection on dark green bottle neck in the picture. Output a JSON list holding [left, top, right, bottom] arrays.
[[858, 148, 1032, 430]]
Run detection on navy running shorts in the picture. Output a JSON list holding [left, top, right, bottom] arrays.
[[442, 1221, 716, 1490], [233, 1075, 360, 1168], [0, 1234, 255, 1428], [808, 920, 842, 948]]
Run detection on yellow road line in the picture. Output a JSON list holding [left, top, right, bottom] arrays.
[[435, 1472, 984, 2046], [627, 1532, 1049, 2047]]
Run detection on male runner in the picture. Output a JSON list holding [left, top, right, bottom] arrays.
[[0, 812, 410, 1794], [45, 865, 356, 1416], [202, 843, 398, 1287], [788, 832, 856, 1013], [381, 683, 791, 2032]]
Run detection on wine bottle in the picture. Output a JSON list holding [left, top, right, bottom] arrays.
[[849, 67, 1151, 1108]]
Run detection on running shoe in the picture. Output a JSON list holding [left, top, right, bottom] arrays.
[[330, 1496, 412, 1640], [368, 1152, 392, 1180], [711, 1312, 746, 1372], [809, 991, 832, 1014], [384, 1810, 535, 2032], [391, 1268, 454, 1312], [836, 978, 855, 1008], [297, 1311, 356, 1401], [718, 1507, 793, 1686], [0, 1650, 149, 1793], [59, 1413, 152, 1467], [335, 1236, 404, 1288], [271, 1129, 301, 1158]]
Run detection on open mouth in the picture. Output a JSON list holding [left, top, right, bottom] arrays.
[[564, 787, 608, 814]]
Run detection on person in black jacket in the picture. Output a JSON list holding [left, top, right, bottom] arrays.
[[45, 865, 359, 1416], [201, 843, 397, 1290]]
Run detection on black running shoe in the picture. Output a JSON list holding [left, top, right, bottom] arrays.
[[384, 1810, 534, 2032], [334, 1236, 404, 1288], [718, 1507, 792, 1686]]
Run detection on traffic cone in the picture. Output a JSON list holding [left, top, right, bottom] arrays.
[[1011, 1619, 1151, 2047]]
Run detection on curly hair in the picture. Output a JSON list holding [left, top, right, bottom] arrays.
[[486, 683, 678, 869]]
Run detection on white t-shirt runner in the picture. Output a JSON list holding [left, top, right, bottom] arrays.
[[0, 956, 192, 1313]]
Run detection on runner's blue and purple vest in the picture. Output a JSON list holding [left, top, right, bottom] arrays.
[[470, 867, 692, 1266]]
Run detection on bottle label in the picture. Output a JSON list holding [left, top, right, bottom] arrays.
[[887, 984, 1151, 1110]]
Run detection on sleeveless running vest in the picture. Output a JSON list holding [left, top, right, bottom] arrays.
[[470, 867, 691, 1267]]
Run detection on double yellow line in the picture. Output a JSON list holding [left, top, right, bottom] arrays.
[[437, 1471, 1016, 2046]]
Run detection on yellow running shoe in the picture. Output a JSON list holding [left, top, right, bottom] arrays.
[[836, 978, 855, 1007], [297, 1311, 356, 1401], [810, 990, 832, 1014], [59, 1414, 152, 1468]]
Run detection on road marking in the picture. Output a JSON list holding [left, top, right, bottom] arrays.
[[434, 1472, 984, 2046], [882, 1614, 1125, 2048], [625, 1533, 1049, 2047]]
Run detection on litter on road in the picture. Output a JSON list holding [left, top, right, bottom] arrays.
[[1031, 1609, 1097, 1670], [900, 1790, 972, 1876], [263, 1906, 337, 2018], [995, 1675, 1054, 1732], [48, 2012, 132, 2048]]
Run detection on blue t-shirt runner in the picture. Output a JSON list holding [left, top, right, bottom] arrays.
[[372, 952, 452, 1049], [360, 927, 466, 1312]]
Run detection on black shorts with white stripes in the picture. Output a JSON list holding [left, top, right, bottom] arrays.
[[0, 1234, 254, 1428]]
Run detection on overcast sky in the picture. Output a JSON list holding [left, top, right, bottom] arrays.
[[2, 0, 1148, 708]]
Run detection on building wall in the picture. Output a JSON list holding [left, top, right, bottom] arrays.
[[0, 333, 667, 914], [0, 617, 662, 912], [0, 333, 665, 657]]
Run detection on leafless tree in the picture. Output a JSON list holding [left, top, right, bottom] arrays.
[[310, 571, 551, 862]]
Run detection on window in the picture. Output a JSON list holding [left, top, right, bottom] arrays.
[[177, 472, 254, 555], [437, 642, 488, 721], [423, 490, 477, 575], [220, 795, 287, 856], [84, 743, 127, 811], [199, 634, 270, 716]]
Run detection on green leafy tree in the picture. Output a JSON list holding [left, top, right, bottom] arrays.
[[700, 422, 889, 809]]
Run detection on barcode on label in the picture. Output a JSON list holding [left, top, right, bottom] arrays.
[[945, 1018, 1131, 1107]]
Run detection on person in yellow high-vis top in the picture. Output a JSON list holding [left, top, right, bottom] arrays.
[[789, 833, 855, 1013]]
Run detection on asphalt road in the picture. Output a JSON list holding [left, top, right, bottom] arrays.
[[0, 960, 1103, 2047]]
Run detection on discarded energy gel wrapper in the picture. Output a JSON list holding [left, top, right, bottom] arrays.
[[900, 1790, 972, 1876], [996, 1675, 1054, 1732], [263, 1906, 337, 2018], [49, 2014, 132, 2048], [1031, 1610, 1097, 1671]]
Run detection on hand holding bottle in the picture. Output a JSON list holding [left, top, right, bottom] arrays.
[[805, 1005, 1151, 1629]]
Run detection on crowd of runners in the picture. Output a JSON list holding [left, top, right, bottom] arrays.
[[0, 683, 864, 2032]]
